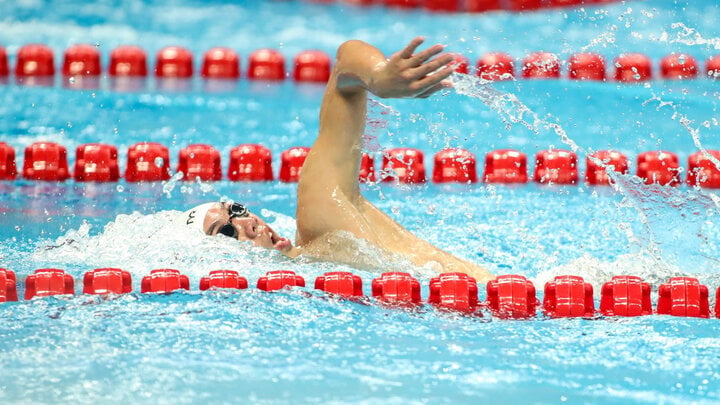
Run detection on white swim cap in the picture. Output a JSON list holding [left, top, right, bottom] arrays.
[[176, 202, 216, 234]]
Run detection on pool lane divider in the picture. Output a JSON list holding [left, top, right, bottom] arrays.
[[321, 0, 631, 14], [0, 44, 719, 88], [1, 141, 719, 188], [0, 267, 716, 319]]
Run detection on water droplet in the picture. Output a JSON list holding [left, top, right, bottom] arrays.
[[154, 157, 165, 168], [116, 185, 124, 192]]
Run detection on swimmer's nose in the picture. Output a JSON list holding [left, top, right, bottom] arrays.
[[232, 217, 259, 239]]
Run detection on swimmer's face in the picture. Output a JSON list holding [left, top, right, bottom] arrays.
[[202, 202, 293, 253]]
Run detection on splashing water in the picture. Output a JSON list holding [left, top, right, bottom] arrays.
[[364, 98, 399, 153], [651, 22, 720, 51], [450, 73, 583, 153], [449, 72, 720, 287]]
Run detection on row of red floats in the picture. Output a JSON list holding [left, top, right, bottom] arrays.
[[0, 44, 329, 83], [314, 0, 625, 13], [1, 141, 719, 187], [0, 267, 716, 319], [2, 43, 719, 84]]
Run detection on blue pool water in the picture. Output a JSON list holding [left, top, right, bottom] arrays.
[[1, 0, 720, 403]]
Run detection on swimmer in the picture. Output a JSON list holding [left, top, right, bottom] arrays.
[[178, 37, 493, 282]]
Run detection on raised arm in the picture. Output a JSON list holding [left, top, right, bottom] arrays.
[[296, 38, 493, 282]]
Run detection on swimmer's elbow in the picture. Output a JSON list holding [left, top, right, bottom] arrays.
[[334, 40, 384, 92], [335, 40, 371, 63]]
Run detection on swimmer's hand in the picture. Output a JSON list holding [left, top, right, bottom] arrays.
[[369, 37, 455, 99], [274, 237, 300, 258], [274, 237, 293, 253]]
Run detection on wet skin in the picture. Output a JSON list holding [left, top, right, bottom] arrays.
[[201, 202, 296, 256]]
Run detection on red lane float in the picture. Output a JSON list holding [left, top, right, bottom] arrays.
[[257, 270, 306, 291], [371, 272, 422, 306], [507, 0, 543, 11], [600, 276, 652, 317], [534, 149, 578, 185], [657, 277, 709, 318], [425, 0, 460, 12], [248, 49, 286, 80], [25, 268, 74, 299], [177, 144, 222, 181], [279, 146, 310, 182], [486, 274, 538, 319], [660, 53, 698, 80], [109, 45, 148, 76], [155, 46, 193, 78], [636, 151, 681, 186], [16, 44, 55, 77], [315, 271, 364, 298], [428, 272, 479, 313], [0, 269, 18, 302], [614, 53, 652, 82], [228, 144, 274, 181], [4, 142, 720, 187], [359, 153, 376, 183], [432, 148, 477, 183], [0, 142, 17, 180], [708, 56, 720, 79], [687, 150, 720, 188], [384, 0, 420, 7], [585, 150, 629, 186], [466, 0, 502, 12], [483, 149, 528, 183], [9, 267, 720, 322], [141, 269, 190, 294], [382, 148, 426, 184], [0, 46, 7, 76], [543, 275, 594, 318], [548, 0, 583, 6], [199, 270, 249, 290], [477, 52, 514, 81], [522, 52, 560, 79], [293, 50, 331, 83], [125, 142, 171, 182], [83, 268, 132, 294], [201, 47, 240, 79], [74, 143, 120, 182], [23, 142, 71, 181], [62, 44, 101, 76], [450, 53, 469, 74], [568, 53, 606, 81]]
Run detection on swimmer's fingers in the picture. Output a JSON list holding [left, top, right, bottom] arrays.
[[393, 37, 446, 68], [408, 53, 455, 79], [415, 80, 452, 98], [395, 37, 426, 60], [410, 63, 455, 94]]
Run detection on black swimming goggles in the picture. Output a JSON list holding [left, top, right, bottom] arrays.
[[218, 202, 249, 238]]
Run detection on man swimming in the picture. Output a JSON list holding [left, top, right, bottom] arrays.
[[177, 37, 493, 282]]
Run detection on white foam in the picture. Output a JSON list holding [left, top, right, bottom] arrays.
[[32, 210, 292, 280]]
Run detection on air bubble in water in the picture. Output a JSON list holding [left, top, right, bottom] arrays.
[[116, 185, 125, 192], [154, 157, 164, 168]]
